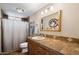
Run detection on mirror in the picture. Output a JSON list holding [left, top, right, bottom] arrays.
[[40, 10, 62, 32]]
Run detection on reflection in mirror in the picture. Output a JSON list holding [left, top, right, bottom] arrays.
[[48, 18, 58, 28], [40, 10, 62, 32]]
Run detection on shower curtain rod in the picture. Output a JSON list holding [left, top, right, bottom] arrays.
[[3, 18, 28, 22]]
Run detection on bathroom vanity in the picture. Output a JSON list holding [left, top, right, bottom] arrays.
[[28, 37, 63, 55], [27, 36, 79, 55]]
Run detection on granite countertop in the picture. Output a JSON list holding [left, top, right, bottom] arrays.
[[28, 37, 79, 55]]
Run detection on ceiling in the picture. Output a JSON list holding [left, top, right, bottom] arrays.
[[0, 3, 48, 18]]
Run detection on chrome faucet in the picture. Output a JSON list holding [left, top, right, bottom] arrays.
[[44, 34, 46, 37], [39, 33, 46, 37]]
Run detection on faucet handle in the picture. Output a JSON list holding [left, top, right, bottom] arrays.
[[39, 33, 43, 36], [44, 34, 46, 37], [39, 33, 46, 37], [67, 37, 73, 41]]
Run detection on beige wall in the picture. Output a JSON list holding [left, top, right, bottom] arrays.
[[30, 3, 79, 38]]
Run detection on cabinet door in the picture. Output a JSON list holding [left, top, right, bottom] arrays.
[[28, 43, 36, 54], [49, 49, 63, 55], [28, 39, 63, 55], [28, 41, 39, 55], [28, 40, 49, 55], [36, 46, 49, 55]]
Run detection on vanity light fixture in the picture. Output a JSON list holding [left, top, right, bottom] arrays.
[[16, 8, 24, 13], [45, 9, 48, 13], [41, 11, 44, 15], [49, 6, 54, 11], [41, 6, 54, 15]]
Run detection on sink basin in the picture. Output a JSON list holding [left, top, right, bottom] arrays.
[[32, 36, 45, 40]]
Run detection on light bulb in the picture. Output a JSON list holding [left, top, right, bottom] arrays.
[[41, 11, 44, 15], [45, 9, 48, 13], [50, 6, 54, 11], [16, 8, 24, 13]]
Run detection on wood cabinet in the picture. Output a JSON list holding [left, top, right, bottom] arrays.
[[28, 39, 63, 55]]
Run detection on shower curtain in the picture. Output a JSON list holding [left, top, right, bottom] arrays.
[[2, 19, 29, 52]]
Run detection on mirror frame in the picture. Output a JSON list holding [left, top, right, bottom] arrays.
[[40, 10, 62, 32]]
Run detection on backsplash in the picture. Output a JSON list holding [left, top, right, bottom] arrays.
[[45, 34, 79, 44]]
